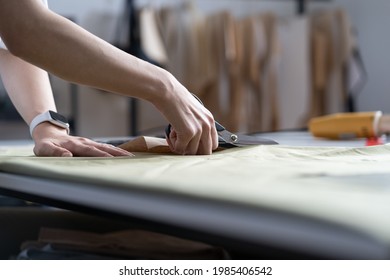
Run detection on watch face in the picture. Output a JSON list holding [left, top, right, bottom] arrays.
[[49, 110, 68, 124]]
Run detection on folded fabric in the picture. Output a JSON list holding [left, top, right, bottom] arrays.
[[118, 136, 172, 153], [118, 136, 230, 153]]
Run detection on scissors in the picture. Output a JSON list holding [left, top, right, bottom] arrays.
[[165, 95, 278, 148]]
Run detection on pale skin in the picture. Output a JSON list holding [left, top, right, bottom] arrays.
[[0, 49, 131, 157], [0, 0, 218, 156]]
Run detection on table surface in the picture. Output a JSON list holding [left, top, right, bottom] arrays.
[[0, 132, 389, 259]]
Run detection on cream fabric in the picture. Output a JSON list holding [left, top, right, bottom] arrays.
[[1, 144, 390, 244], [0, 145, 34, 156]]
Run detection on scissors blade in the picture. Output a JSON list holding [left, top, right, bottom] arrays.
[[216, 121, 278, 146], [218, 130, 278, 146], [233, 134, 278, 145]]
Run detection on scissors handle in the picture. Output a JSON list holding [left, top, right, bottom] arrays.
[[165, 94, 225, 138], [165, 123, 172, 139], [165, 94, 278, 146], [214, 121, 225, 132]]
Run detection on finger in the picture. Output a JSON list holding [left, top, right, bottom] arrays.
[[166, 130, 175, 152], [185, 131, 201, 155], [62, 138, 132, 157], [211, 124, 219, 151], [197, 132, 212, 155], [34, 141, 73, 157], [61, 141, 113, 157], [93, 142, 134, 157], [171, 130, 192, 155], [198, 121, 215, 155], [169, 129, 187, 155]]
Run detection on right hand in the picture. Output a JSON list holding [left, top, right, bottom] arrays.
[[156, 81, 218, 155]]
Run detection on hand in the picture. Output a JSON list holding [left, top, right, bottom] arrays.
[[32, 122, 133, 157], [157, 79, 219, 155]]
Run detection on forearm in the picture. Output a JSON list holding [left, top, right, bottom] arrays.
[[0, 49, 56, 125], [0, 49, 131, 157], [0, 0, 172, 105], [0, 0, 218, 155]]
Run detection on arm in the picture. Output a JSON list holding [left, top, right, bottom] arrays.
[[0, 0, 218, 155], [0, 49, 131, 157]]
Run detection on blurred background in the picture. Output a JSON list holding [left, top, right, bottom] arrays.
[[1, 0, 390, 140]]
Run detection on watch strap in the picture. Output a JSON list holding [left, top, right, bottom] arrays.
[[29, 111, 70, 137]]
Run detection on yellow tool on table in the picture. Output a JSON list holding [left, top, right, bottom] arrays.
[[309, 111, 390, 140]]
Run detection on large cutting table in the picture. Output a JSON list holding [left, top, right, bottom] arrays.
[[0, 132, 389, 259]]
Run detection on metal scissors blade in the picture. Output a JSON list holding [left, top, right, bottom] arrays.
[[216, 121, 278, 146]]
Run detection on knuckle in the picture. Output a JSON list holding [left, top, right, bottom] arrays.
[[202, 121, 212, 132], [63, 139, 77, 149], [33, 141, 55, 156], [190, 125, 199, 135], [77, 137, 90, 144], [174, 147, 185, 155], [38, 141, 51, 152], [183, 127, 198, 140], [207, 113, 215, 122], [33, 146, 42, 156], [205, 113, 215, 124], [173, 145, 186, 155], [83, 145, 96, 152]]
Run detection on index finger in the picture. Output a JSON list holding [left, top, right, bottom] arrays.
[[170, 129, 192, 155]]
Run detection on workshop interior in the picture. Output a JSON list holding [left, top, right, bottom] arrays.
[[1, 0, 390, 260]]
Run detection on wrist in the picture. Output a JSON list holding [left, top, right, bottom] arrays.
[[29, 110, 70, 138], [31, 122, 69, 141], [146, 69, 177, 105]]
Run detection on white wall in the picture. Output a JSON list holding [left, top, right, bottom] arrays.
[[331, 0, 390, 113], [50, 0, 295, 17], [135, 0, 295, 16], [49, 0, 390, 114], [48, 0, 303, 136], [49, 0, 122, 22], [2, 0, 388, 138]]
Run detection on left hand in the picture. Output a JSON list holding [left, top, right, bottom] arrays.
[[32, 122, 133, 157]]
